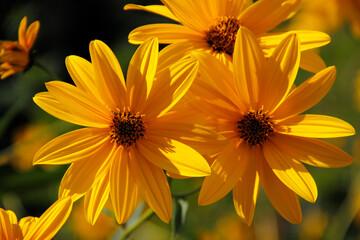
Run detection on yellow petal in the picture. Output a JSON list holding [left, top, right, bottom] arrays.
[[0, 209, 20, 240], [144, 57, 199, 118], [259, 33, 300, 111], [18, 17, 27, 49], [58, 143, 114, 201], [299, 50, 326, 73], [136, 137, 210, 177], [33, 92, 106, 128], [263, 140, 318, 203], [34, 128, 109, 165], [19, 217, 37, 237], [269, 134, 353, 168], [89, 40, 128, 110], [84, 171, 110, 225], [128, 24, 203, 45], [233, 148, 260, 226], [124, 4, 179, 22], [229, 0, 249, 17], [260, 159, 302, 224], [259, 30, 331, 55], [198, 142, 250, 205], [127, 37, 158, 112], [233, 26, 265, 107], [272, 66, 336, 119], [110, 148, 140, 224], [45, 81, 112, 126], [24, 197, 73, 240], [277, 114, 355, 138], [65, 55, 105, 105], [240, 0, 301, 35], [25, 20, 40, 50], [129, 148, 172, 223]]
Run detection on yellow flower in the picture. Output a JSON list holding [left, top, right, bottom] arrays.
[[0, 17, 40, 79], [191, 27, 355, 225], [33, 37, 213, 224], [125, 0, 330, 73], [0, 197, 73, 240]]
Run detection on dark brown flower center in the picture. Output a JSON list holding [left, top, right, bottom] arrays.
[[109, 111, 145, 148], [237, 109, 274, 146], [205, 17, 241, 56]]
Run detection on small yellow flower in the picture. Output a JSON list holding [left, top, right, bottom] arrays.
[[191, 26, 355, 225], [0, 197, 73, 240], [0, 17, 40, 79], [125, 0, 330, 72], [33, 37, 213, 224]]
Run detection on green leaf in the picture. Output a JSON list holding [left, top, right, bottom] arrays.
[[172, 198, 189, 238]]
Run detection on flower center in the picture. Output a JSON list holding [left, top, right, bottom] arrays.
[[109, 111, 145, 148], [237, 109, 274, 146], [205, 17, 241, 56]]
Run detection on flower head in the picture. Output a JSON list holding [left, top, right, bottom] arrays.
[[0, 17, 40, 79], [33, 37, 214, 224], [0, 197, 72, 240], [191, 26, 355, 225], [125, 0, 330, 72]]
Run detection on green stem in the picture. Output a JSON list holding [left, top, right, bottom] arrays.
[[172, 186, 201, 198], [33, 61, 59, 80], [119, 208, 154, 240]]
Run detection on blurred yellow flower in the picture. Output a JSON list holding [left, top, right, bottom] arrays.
[[288, 0, 360, 37], [125, 0, 330, 72], [299, 208, 328, 240], [192, 27, 354, 225], [0, 17, 40, 79], [0, 197, 72, 240], [33, 37, 214, 225]]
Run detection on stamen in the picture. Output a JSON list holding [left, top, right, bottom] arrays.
[[205, 16, 241, 56], [109, 111, 146, 148], [237, 109, 274, 146]]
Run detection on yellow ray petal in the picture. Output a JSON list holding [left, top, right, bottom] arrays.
[[233, 26, 265, 107], [229, 0, 249, 17], [84, 171, 110, 225], [0, 209, 19, 240], [233, 148, 260, 226], [65, 55, 105, 105], [240, 0, 301, 35], [144, 57, 199, 118], [136, 137, 210, 177], [25, 20, 40, 50], [263, 141, 318, 203], [59, 143, 114, 201], [130, 148, 172, 223], [128, 24, 203, 45], [18, 17, 27, 49], [272, 66, 336, 119], [89, 40, 128, 110], [277, 114, 355, 138], [34, 128, 109, 165], [198, 142, 250, 205], [19, 217, 37, 237], [270, 134, 353, 168], [259, 34, 300, 111], [24, 197, 73, 240], [260, 158, 302, 224], [124, 4, 179, 22], [299, 50, 326, 73], [110, 148, 140, 224], [45, 81, 112, 125], [191, 50, 243, 109], [127, 37, 158, 112], [259, 30, 331, 54], [33, 92, 107, 128]]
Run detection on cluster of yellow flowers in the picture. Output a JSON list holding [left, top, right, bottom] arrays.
[[0, 0, 358, 239]]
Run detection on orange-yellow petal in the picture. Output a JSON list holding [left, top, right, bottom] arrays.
[[0, 209, 20, 240], [299, 50, 326, 73], [18, 17, 27, 49], [260, 159, 302, 224], [129, 148, 172, 223], [25, 20, 40, 50], [124, 4, 179, 22], [263, 140, 318, 203], [24, 197, 73, 240], [33, 128, 109, 165], [198, 142, 250, 205], [110, 148, 140, 224], [272, 66, 336, 119], [277, 114, 355, 138]]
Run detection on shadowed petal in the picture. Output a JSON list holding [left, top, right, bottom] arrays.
[[299, 50, 326, 73], [0, 209, 19, 240], [110, 148, 140, 224], [24, 20, 40, 50], [263, 140, 318, 203], [124, 4, 179, 22]]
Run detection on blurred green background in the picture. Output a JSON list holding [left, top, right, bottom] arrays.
[[0, 0, 359, 239]]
